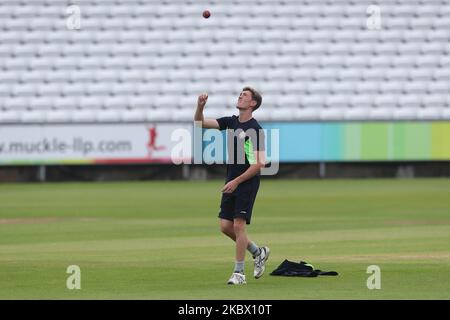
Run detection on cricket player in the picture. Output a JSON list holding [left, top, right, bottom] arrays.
[[194, 87, 269, 285]]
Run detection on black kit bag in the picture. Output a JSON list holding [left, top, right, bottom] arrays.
[[270, 260, 338, 277]]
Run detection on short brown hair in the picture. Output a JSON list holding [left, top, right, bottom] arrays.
[[243, 86, 262, 111]]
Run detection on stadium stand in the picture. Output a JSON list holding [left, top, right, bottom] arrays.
[[0, 0, 449, 123]]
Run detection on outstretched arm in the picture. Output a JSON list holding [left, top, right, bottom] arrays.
[[194, 93, 220, 129]]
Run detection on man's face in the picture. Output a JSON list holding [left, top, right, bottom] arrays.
[[236, 90, 256, 110]]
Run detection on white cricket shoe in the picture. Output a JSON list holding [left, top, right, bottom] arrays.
[[253, 246, 270, 279], [227, 272, 246, 285]]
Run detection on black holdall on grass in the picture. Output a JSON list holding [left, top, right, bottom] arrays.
[[270, 260, 338, 277]]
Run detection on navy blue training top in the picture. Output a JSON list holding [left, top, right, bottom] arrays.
[[216, 115, 265, 183]]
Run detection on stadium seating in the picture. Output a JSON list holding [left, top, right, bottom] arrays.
[[0, 0, 449, 122]]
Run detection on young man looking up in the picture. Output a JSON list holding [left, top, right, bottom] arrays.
[[194, 87, 270, 285]]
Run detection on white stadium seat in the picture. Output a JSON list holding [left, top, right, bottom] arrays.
[[300, 95, 326, 108], [326, 95, 351, 108], [282, 81, 307, 94], [351, 95, 374, 109], [270, 107, 299, 121], [20, 110, 45, 123], [121, 109, 146, 122], [185, 82, 212, 95], [79, 96, 103, 110], [417, 107, 442, 120], [370, 107, 394, 120], [46, 110, 72, 123], [0, 110, 21, 123], [398, 95, 422, 108], [171, 108, 194, 122], [295, 107, 320, 120], [331, 82, 356, 94], [320, 107, 345, 120], [379, 82, 403, 94], [96, 110, 121, 122], [145, 108, 173, 122], [422, 95, 447, 108], [254, 108, 272, 121], [375, 95, 398, 108], [345, 108, 371, 121], [104, 96, 129, 110], [276, 95, 300, 108], [393, 107, 418, 120], [53, 97, 78, 110], [0, 0, 448, 123], [71, 109, 96, 122]]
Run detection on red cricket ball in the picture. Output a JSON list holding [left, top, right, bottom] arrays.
[[203, 10, 211, 19]]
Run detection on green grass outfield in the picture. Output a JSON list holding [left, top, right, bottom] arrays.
[[0, 179, 449, 299]]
